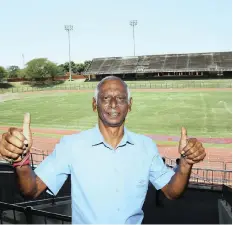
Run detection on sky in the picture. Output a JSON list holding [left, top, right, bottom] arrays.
[[0, 0, 232, 68]]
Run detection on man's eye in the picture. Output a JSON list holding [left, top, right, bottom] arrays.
[[104, 96, 110, 100]]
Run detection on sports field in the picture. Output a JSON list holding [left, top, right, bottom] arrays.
[[0, 86, 232, 170], [0, 89, 231, 137]]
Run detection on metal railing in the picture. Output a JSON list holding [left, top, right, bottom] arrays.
[[29, 152, 232, 186], [0, 80, 231, 93], [30, 151, 233, 186], [164, 157, 232, 186], [190, 168, 232, 186], [0, 200, 71, 224], [1, 151, 231, 187], [29, 151, 49, 169]]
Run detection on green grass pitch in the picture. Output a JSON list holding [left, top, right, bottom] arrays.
[[0, 89, 231, 139]]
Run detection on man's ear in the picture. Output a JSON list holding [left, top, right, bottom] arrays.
[[128, 97, 133, 112], [92, 97, 97, 112]]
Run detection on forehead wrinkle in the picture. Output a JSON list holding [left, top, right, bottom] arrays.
[[100, 88, 127, 96], [100, 82, 127, 95]]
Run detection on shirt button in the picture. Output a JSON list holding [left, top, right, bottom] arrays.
[[117, 208, 120, 212], [116, 189, 119, 192]]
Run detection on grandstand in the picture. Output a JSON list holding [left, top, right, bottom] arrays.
[[84, 51, 232, 79]]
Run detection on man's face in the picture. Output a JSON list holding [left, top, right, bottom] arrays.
[[92, 79, 132, 127]]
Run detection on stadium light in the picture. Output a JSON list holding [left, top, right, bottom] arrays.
[[129, 20, 138, 56], [64, 25, 73, 81]]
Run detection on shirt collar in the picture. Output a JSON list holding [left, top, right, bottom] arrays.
[[92, 124, 134, 147]]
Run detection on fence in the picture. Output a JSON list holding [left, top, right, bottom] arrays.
[[164, 157, 232, 186], [0, 80, 231, 93], [30, 150, 49, 168], [29, 152, 233, 186], [190, 168, 232, 186], [1, 151, 231, 186], [0, 154, 231, 224], [127, 82, 231, 89], [0, 199, 71, 224]]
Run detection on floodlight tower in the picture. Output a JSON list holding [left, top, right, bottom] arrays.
[[129, 20, 138, 56], [64, 25, 73, 81]]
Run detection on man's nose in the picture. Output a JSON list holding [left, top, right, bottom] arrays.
[[109, 97, 117, 108]]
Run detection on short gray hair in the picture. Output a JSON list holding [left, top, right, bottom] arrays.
[[94, 76, 131, 103]]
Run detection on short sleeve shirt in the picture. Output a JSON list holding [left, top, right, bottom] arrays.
[[35, 125, 175, 224]]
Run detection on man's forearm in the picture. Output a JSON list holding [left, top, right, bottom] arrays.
[[15, 165, 40, 198], [164, 158, 192, 199]]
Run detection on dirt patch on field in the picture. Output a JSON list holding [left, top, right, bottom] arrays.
[[0, 93, 21, 102]]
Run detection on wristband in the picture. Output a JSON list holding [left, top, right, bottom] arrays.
[[12, 152, 30, 168]]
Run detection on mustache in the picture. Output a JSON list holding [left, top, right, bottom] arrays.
[[108, 109, 119, 114]]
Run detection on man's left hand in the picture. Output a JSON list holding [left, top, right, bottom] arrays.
[[178, 127, 206, 165]]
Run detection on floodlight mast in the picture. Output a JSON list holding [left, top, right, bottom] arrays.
[[64, 25, 73, 81], [129, 20, 138, 56]]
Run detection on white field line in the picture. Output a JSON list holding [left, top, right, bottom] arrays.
[[200, 93, 208, 133], [218, 101, 232, 114]]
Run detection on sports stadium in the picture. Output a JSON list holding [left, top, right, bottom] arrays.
[[0, 49, 232, 223]]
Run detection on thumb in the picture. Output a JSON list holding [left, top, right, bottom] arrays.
[[179, 127, 188, 153], [23, 113, 32, 146]]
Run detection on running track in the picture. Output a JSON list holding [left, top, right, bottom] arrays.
[[0, 126, 231, 170]]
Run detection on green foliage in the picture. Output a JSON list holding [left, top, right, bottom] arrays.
[[7, 65, 21, 78], [84, 60, 91, 71], [59, 61, 75, 73], [57, 65, 66, 76], [0, 66, 7, 81], [59, 60, 92, 74], [75, 63, 85, 73], [24, 58, 58, 80], [18, 68, 27, 78], [1, 58, 94, 81]]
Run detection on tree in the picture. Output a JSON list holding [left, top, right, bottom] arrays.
[[60, 62, 68, 73], [57, 64, 66, 76], [24, 58, 58, 80], [60, 61, 76, 74], [84, 60, 92, 71], [59, 61, 92, 74], [74, 61, 92, 73], [74, 63, 85, 73], [18, 68, 27, 78], [7, 65, 20, 78], [0, 66, 7, 81]]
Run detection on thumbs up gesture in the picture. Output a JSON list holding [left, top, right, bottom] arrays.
[[178, 127, 206, 165], [0, 113, 33, 164], [22, 113, 33, 150]]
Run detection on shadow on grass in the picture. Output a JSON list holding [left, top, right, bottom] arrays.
[[0, 83, 14, 89], [22, 80, 66, 87]]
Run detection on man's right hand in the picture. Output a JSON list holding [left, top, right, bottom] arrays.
[[0, 113, 32, 164]]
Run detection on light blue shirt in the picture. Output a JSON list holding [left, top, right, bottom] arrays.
[[35, 125, 175, 224]]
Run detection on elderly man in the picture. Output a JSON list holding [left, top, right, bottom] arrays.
[[0, 76, 206, 224]]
